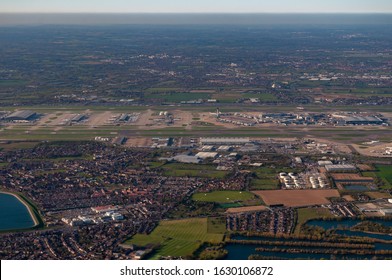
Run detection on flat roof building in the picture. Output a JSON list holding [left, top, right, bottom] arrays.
[[325, 164, 356, 172], [173, 155, 201, 164], [343, 116, 384, 125], [195, 152, 218, 159], [71, 114, 88, 123], [318, 160, 333, 166], [5, 110, 37, 121]]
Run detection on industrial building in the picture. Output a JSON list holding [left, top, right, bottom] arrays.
[[200, 137, 250, 145], [71, 114, 88, 123], [325, 164, 356, 172], [318, 160, 333, 166], [343, 116, 384, 125], [195, 152, 218, 159], [159, 154, 201, 164], [151, 137, 171, 148], [172, 155, 201, 164], [332, 114, 385, 125], [114, 137, 127, 145], [4, 110, 38, 121]]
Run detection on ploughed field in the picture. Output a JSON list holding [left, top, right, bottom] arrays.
[[252, 189, 340, 207]]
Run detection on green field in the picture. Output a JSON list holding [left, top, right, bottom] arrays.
[[250, 178, 279, 190], [207, 217, 227, 234], [376, 165, 392, 186], [192, 191, 258, 204], [294, 207, 334, 235], [125, 218, 224, 259], [249, 167, 282, 190], [364, 165, 392, 189], [162, 163, 228, 179], [0, 80, 27, 87], [242, 93, 278, 101], [144, 92, 211, 102]]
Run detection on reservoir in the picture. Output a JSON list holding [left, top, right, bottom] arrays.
[[0, 193, 36, 231]]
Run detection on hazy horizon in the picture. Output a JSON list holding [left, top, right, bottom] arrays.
[[1, 13, 392, 26], [1, 0, 391, 13]]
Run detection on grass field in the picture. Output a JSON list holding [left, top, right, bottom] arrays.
[[249, 167, 289, 190], [242, 93, 278, 101], [162, 163, 228, 179], [0, 80, 27, 87], [192, 191, 257, 204], [294, 207, 334, 234], [144, 92, 211, 102], [250, 179, 279, 190], [364, 165, 392, 189], [125, 218, 224, 259], [376, 165, 392, 187], [207, 217, 227, 234]]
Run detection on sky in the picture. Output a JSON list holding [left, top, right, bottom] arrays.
[[1, 0, 392, 13]]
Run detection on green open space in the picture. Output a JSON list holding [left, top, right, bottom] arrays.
[[161, 163, 228, 179], [144, 92, 211, 102], [250, 179, 279, 190], [363, 165, 392, 189], [294, 207, 334, 235], [125, 218, 224, 259], [249, 167, 297, 190], [0, 80, 27, 87], [0, 141, 40, 151], [145, 87, 183, 93], [242, 93, 278, 101], [375, 165, 392, 186], [192, 191, 255, 203], [207, 217, 227, 234], [192, 191, 263, 208]]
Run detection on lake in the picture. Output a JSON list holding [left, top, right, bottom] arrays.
[[224, 238, 389, 260], [0, 193, 36, 231], [306, 219, 392, 229], [306, 219, 392, 241]]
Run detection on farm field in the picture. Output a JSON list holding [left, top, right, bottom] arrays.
[[125, 218, 224, 259], [253, 189, 340, 207]]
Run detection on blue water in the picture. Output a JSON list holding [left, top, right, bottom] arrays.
[[0, 193, 35, 231], [226, 223, 392, 260], [224, 243, 383, 260], [225, 243, 333, 260], [343, 185, 369, 191], [307, 219, 392, 229], [306, 219, 392, 241], [335, 230, 392, 241]]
